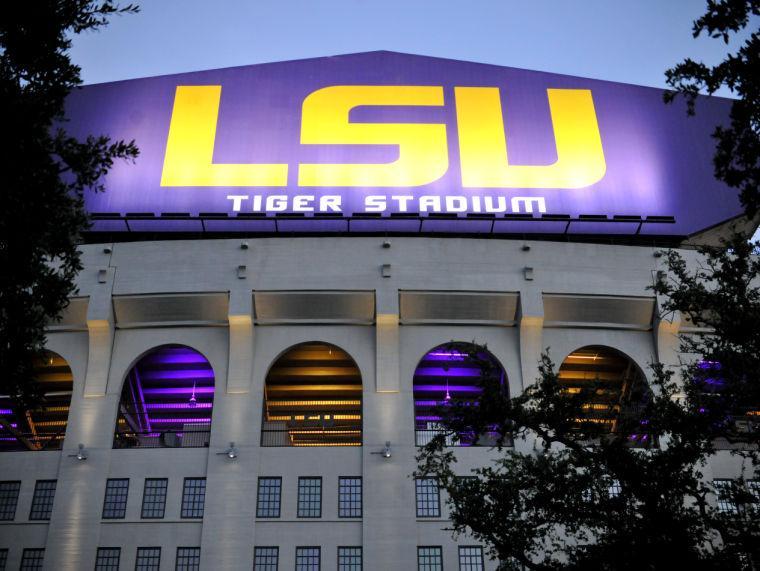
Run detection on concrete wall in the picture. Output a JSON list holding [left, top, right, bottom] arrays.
[[0, 236, 723, 570]]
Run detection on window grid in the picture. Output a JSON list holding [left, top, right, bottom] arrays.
[[95, 547, 121, 571], [141, 478, 168, 519], [338, 477, 362, 518], [0, 481, 21, 521], [297, 477, 322, 518], [253, 546, 279, 570], [458, 546, 484, 571], [0, 549, 7, 571], [136, 547, 161, 571], [102, 479, 129, 519], [256, 478, 282, 518], [418, 547, 443, 571], [415, 478, 441, 518], [714, 479, 739, 514], [295, 547, 320, 571], [747, 480, 760, 513], [338, 547, 362, 571], [181, 478, 206, 519], [29, 480, 57, 520], [608, 480, 622, 498], [175, 547, 200, 571], [20, 549, 45, 571]]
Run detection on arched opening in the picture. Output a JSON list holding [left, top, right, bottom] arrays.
[[558, 345, 651, 441], [113, 345, 215, 449], [0, 351, 73, 451], [261, 342, 362, 447], [413, 342, 507, 446]]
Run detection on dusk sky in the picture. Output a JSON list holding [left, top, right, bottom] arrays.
[[71, 0, 752, 97]]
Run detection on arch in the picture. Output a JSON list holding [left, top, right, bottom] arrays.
[[113, 344, 215, 449], [413, 342, 507, 446], [558, 345, 651, 440], [261, 341, 362, 447], [0, 351, 74, 452]]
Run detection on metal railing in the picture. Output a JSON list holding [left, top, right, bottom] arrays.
[[414, 429, 510, 447], [113, 427, 211, 449], [261, 420, 362, 447], [0, 431, 65, 452]]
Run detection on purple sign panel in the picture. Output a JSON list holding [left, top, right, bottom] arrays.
[[64, 51, 742, 235]]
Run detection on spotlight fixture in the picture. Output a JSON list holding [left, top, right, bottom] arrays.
[[68, 443, 88, 461], [217, 442, 239, 459], [371, 441, 392, 459]]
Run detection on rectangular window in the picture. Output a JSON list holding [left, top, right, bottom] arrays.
[[253, 547, 279, 570], [608, 480, 622, 498], [175, 547, 200, 571], [458, 546, 484, 571], [181, 478, 206, 519], [141, 478, 168, 519], [714, 479, 739, 514], [102, 478, 129, 519], [338, 547, 362, 571], [256, 478, 282, 518], [19, 549, 45, 571], [418, 547, 443, 571], [95, 547, 121, 571], [338, 477, 362, 518], [0, 549, 7, 571], [297, 477, 322, 518], [0, 481, 21, 521], [29, 480, 57, 520], [415, 478, 441, 518], [136, 547, 161, 571], [295, 547, 320, 571]]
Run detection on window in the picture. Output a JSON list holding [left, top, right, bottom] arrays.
[[338, 477, 362, 518], [181, 478, 206, 519], [714, 479, 739, 514], [0, 549, 7, 571], [458, 547, 484, 571], [415, 478, 441, 518], [175, 547, 200, 571], [747, 480, 760, 513], [338, 547, 362, 571], [95, 547, 121, 571], [608, 480, 622, 498], [0, 481, 20, 520], [29, 480, 57, 520], [297, 477, 322, 518], [141, 478, 168, 519], [136, 547, 161, 571], [102, 479, 129, 519], [256, 478, 282, 518], [418, 547, 443, 571], [295, 547, 320, 571], [20, 549, 45, 570], [253, 547, 279, 570]]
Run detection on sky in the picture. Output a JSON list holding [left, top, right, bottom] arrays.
[[71, 0, 753, 97]]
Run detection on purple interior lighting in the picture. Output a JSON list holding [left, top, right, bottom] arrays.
[[115, 345, 216, 441]]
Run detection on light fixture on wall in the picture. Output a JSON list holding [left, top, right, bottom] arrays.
[[68, 443, 88, 461], [371, 441, 392, 459], [217, 442, 238, 459], [188, 381, 197, 408]]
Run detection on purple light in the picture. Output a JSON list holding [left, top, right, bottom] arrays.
[[149, 417, 211, 424], [416, 415, 444, 421], [413, 385, 482, 393], [140, 369, 215, 381], [145, 403, 213, 410], [142, 387, 215, 395], [414, 367, 482, 377], [0, 409, 12, 415]]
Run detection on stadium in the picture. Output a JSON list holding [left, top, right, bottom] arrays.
[[0, 51, 752, 570]]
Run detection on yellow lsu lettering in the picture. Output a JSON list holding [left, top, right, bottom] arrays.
[[161, 84, 605, 189], [298, 85, 448, 187], [455, 87, 606, 188]]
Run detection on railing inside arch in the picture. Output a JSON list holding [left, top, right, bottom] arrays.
[[261, 418, 362, 447], [113, 411, 211, 448]]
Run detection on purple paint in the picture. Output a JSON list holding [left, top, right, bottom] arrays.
[[63, 52, 742, 236]]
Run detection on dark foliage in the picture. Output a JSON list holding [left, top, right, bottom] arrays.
[[665, 0, 760, 216], [0, 2, 138, 416]]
